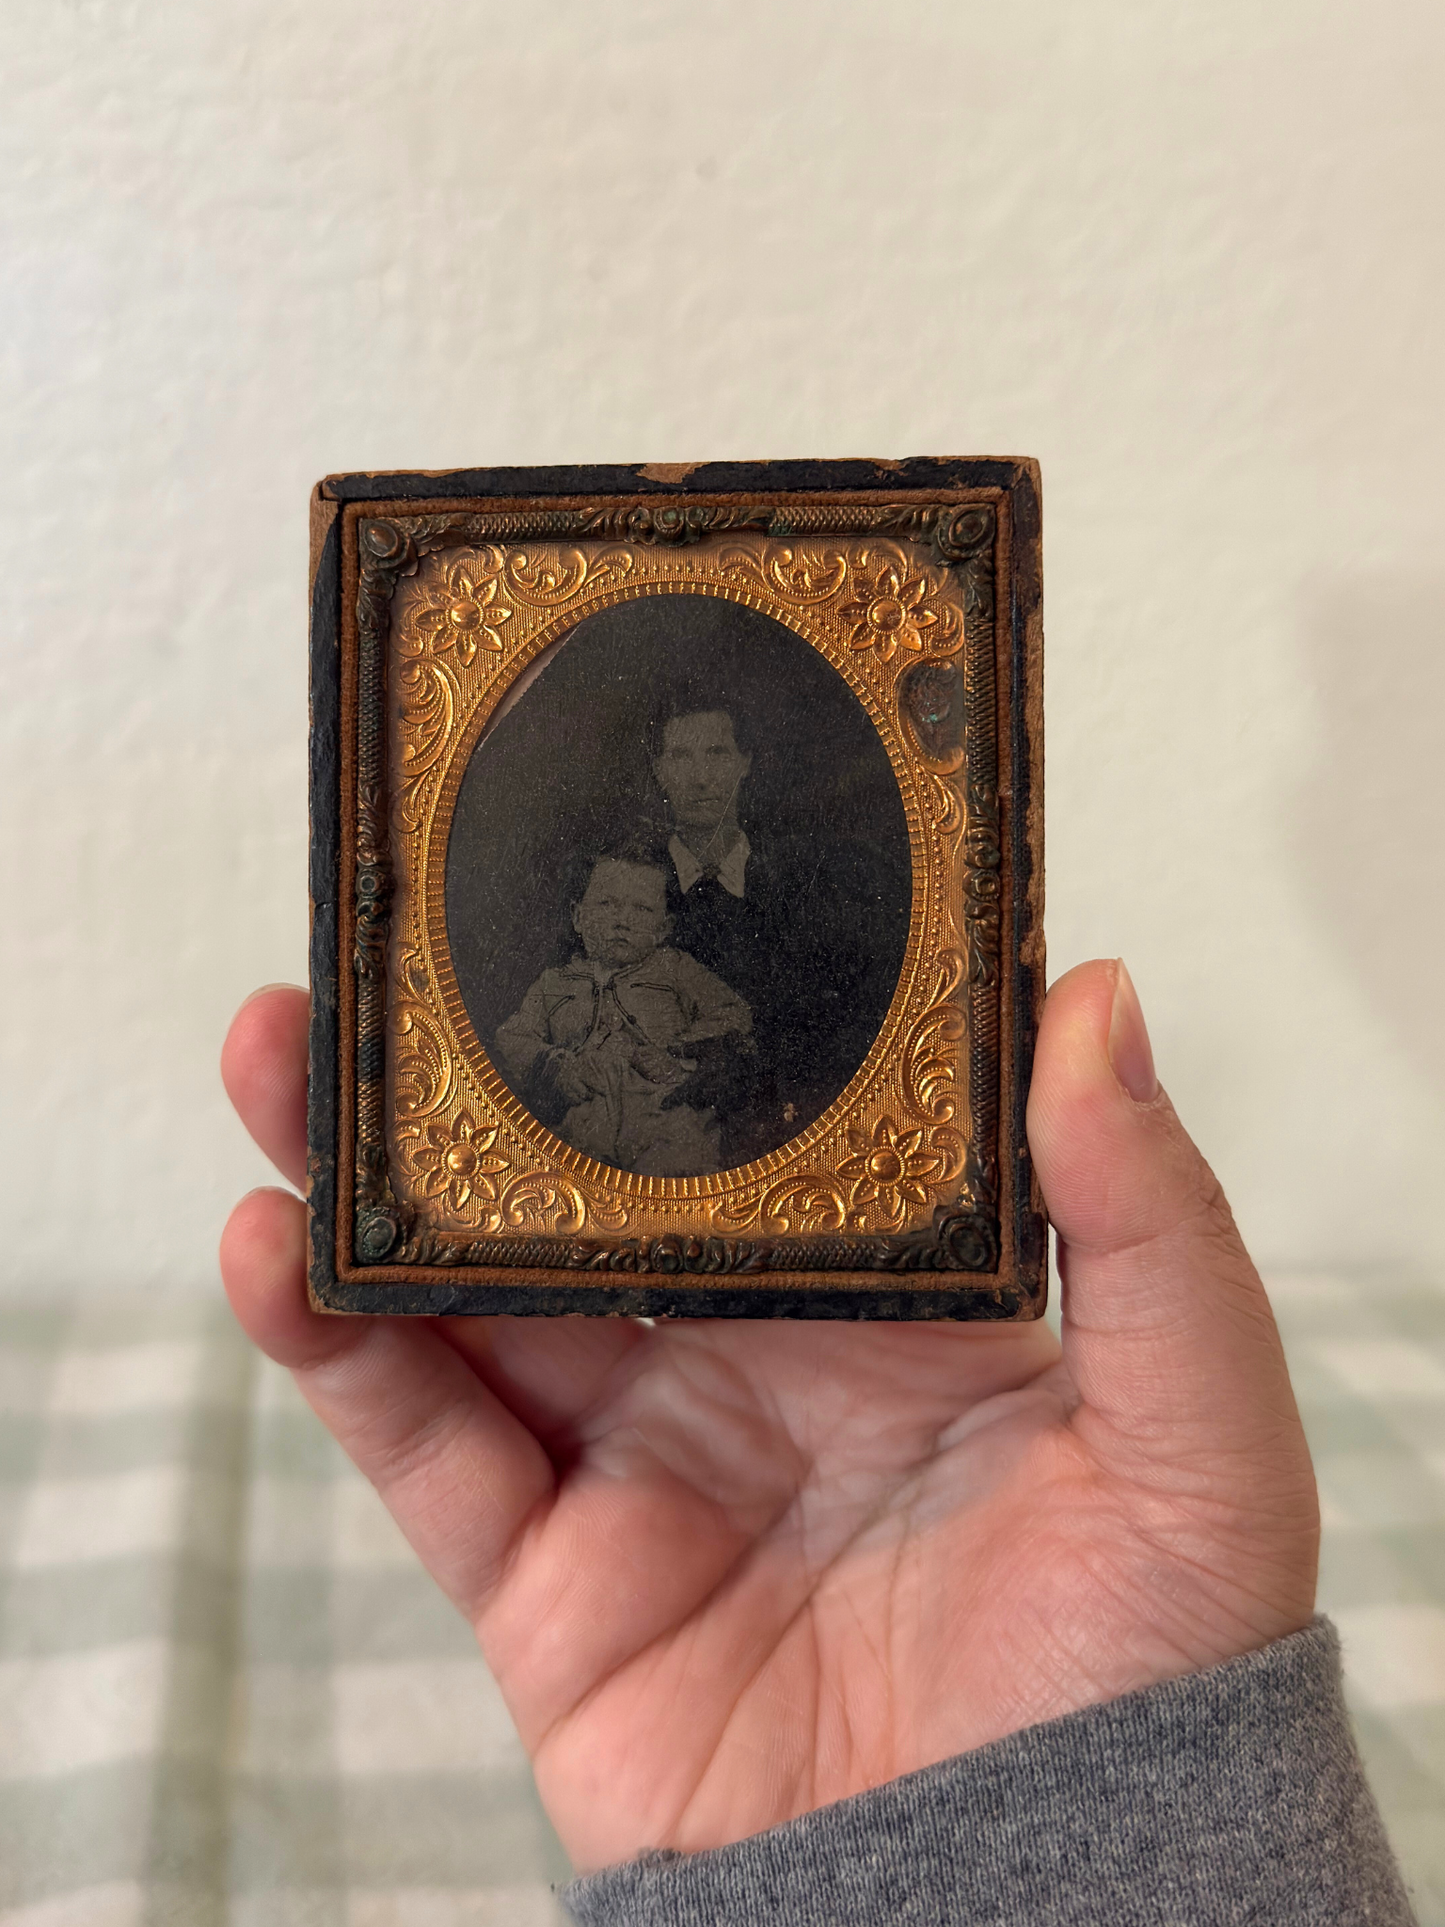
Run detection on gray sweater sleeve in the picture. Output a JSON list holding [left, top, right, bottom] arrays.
[[562, 1620, 1414, 1926]]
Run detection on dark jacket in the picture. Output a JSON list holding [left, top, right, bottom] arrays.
[[664, 829, 910, 1163]]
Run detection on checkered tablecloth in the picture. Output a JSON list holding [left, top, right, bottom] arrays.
[[2, 1276, 1443, 1925]]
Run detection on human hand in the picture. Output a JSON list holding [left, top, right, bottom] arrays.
[[630, 1039, 692, 1088], [220, 962, 1317, 1874], [656, 1031, 757, 1113], [542, 1047, 594, 1109]]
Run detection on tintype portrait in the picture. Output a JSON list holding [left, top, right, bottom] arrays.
[[308, 460, 1045, 1319], [446, 595, 912, 1179]]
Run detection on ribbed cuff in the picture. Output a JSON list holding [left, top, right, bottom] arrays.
[[563, 1620, 1414, 1926]]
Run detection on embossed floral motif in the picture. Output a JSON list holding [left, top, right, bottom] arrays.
[[403, 1110, 509, 1215], [836, 556, 940, 660], [405, 552, 512, 663], [837, 1116, 943, 1223]]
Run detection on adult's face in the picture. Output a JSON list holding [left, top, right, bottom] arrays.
[[652, 711, 752, 832]]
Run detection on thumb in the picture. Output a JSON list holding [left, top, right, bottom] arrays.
[[1026, 960, 1304, 1462]]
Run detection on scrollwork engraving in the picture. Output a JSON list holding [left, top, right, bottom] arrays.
[[503, 547, 635, 607], [902, 952, 967, 1123]]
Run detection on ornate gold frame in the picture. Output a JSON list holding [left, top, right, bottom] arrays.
[[310, 465, 1045, 1320]]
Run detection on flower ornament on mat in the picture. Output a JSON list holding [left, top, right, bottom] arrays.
[[837, 555, 940, 661], [405, 1111, 510, 1216], [838, 1116, 944, 1225], [404, 550, 513, 664]]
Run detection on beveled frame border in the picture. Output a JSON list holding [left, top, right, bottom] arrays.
[[307, 459, 1046, 1319]]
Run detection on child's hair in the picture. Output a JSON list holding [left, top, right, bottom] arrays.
[[569, 843, 669, 904]]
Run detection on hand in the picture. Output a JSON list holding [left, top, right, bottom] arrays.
[[629, 1039, 690, 1087], [657, 1031, 759, 1113], [541, 1047, 593, 1109], [220, 961, 1318, 1874]]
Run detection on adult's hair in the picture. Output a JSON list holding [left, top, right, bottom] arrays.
[[645, 692, 755, 762]]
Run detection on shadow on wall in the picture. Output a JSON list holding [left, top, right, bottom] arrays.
[[1290, 578, 1445, 1098]]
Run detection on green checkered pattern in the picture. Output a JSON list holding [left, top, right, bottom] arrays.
[[1270, 1272, 1445, 1925], [0, 1297, 569, 1925], [2, 1278, 1442, 1925]]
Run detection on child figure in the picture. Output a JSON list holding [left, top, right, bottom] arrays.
[[494, 854, 753, 1176]]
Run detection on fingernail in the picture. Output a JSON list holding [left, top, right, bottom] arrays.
[[1108, 960, 1158, 1103], [242, 982, 307, 1005]]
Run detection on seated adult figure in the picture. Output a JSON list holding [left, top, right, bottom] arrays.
[[649, 698, 907, 1165]]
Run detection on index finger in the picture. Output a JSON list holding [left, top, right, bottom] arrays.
[[221, 984, 309, 1190]]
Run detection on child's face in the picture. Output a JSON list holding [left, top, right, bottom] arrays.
[[573, 859, 670, 967]]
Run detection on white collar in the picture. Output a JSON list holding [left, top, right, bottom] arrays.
[[669, 830, 751, 899]]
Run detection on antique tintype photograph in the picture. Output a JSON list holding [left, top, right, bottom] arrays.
[[448, 594, 913, 1179], [308, 459, 1045, 1318]]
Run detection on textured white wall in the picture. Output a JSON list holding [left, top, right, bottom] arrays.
[[2, 0, 1442, 1291]]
